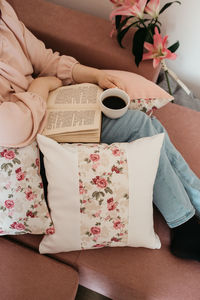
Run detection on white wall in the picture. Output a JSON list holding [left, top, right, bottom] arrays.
[[159, 0, 200, 98], [48, 0, 200, 97]]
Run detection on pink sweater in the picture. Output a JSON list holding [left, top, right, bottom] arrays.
[[0, 0, 78, 147]]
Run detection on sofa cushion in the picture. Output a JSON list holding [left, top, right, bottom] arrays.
[[0, 141, 53, 235], [0, 237, 79, 300], [77, 242, 200, 300], [37, 134, 164, 253], [6, 233, 81, 267]]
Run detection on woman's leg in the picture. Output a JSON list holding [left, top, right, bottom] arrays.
[[150, 116, 200, 218], [101, 110, 198, 228], [101, 109, 200, 260]]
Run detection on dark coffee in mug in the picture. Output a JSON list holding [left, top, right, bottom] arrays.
[[102, 96, 126, 110]]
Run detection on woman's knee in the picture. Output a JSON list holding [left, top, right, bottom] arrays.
[[125, 109, 148, 121], [124, 109, 151, 129]]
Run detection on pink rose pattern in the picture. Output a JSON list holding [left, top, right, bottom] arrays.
[[0, 142, 54, 235], [129, 98, 170, 113], [78, 143, 129, 249]]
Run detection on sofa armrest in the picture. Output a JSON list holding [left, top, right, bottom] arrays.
[[8, 0, 160, 82]]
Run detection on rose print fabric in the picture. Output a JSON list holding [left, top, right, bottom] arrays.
[[78, 143, 129, 249], [0, 142, 54, 235], [129, 98, 170, 113]]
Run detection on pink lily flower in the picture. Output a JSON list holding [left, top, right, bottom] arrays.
[[110, 0, 147, 20], [145, 0, 160, 18], [131, 0, 147, 19], [143, 27, 177, 68]]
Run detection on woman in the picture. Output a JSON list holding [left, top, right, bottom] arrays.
[[1, 0, 200, 261]]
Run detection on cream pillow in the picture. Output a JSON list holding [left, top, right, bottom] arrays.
[[37, 133, 164, 254]]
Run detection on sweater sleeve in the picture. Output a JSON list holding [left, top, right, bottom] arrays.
[[21, 22, 79, 85], [0, 1, 79, 147], [0, 92, 47, 148]]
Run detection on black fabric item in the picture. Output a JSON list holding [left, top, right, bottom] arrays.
[[170, 216, 200, 261], [39, 150, 48, 206]]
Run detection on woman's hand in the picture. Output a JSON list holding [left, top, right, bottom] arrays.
[[97, 71, 126, 91], [28, 76, 62, 101], [72, 64, 126, 91]]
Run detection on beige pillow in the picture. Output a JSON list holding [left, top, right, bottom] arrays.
[[37, 133, 164, 254]]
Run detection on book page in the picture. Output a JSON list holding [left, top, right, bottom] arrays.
[[42, 108, 101, 136], [47, 83, 103, 109]]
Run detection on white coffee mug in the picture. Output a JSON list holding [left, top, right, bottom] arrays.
[[99, 88, 130, 119]]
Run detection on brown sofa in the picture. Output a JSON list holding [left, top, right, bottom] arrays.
[[2, 0, 200, 299]]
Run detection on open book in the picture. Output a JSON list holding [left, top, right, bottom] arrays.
[[42, 83, 103, 143]]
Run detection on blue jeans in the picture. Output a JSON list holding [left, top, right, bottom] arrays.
[[101, 110, 200, 228]]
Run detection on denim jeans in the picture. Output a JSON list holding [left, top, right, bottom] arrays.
[[101, 110, 200, 228]]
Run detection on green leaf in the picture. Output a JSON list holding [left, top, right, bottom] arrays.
[[168, 41, 180, 53], [99, 199, 104, 206], [124, 193, 129, 199], [96, 222, 101, 226], [117, 23, 133, 48], [142, 18, 150, 23], [84, 158, 90, 163], [92, 191, 97, 197], [104, 187, 113, 194], [116, 17, 139, 49], [92, 191, 100, 200], [1, 163, 6, 170], [132, 28, 147, 67], [156, 20, 162, 26], [117, 16, 135, 31], [13, 158, 20, 164], [115, 15, 122, 30], [107, 177, 112, 184], [145, 24, 157, 43], [159, 1, 181, 15], [141, 107, 148, 113]]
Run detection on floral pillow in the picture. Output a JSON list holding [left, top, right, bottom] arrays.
[[104, 70, 174, 113], [37, 133, 164, 254], [0, 142, 54, 235], [129, 98, 170, 113]]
